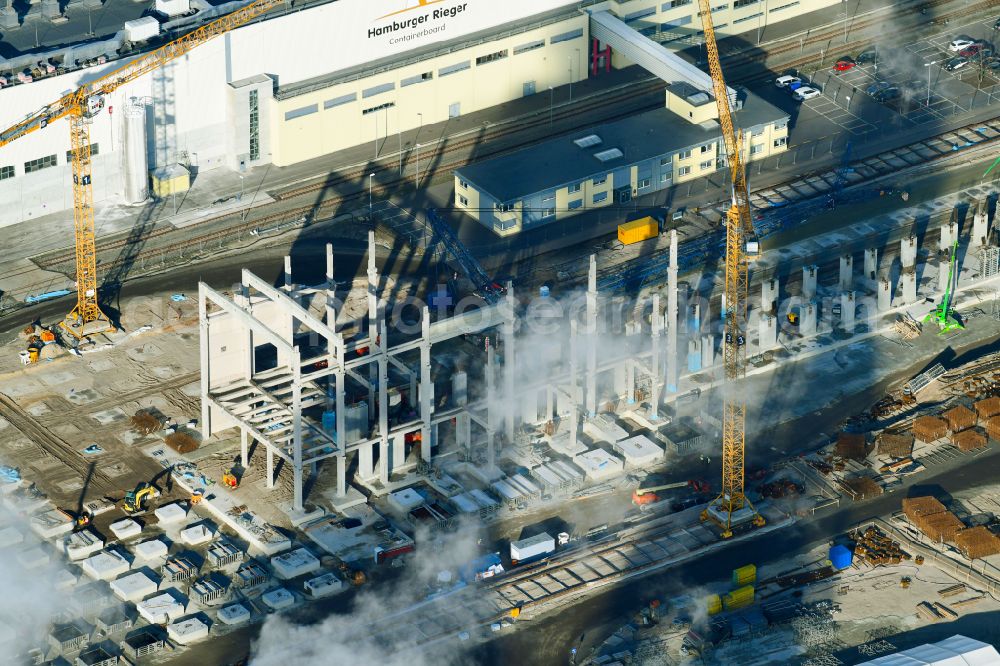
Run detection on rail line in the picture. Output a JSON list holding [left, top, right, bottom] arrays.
[[18, 0, 999, 282]]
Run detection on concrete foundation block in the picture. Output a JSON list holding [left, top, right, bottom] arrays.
[[973, 204, 989, 246], [840, 292, 856, 333], [758, 314, 777, 351], [900, 270, 917, 304], [802, 265, 817, 300], [40, 0, 60, 18], [700, 335, 713, 368], [687, 339, 702, 372], [839, 255, 853, 291], [940, 220, 958, 251], [901, 235, 917, 269], [761, 278, 778, 314], [864, 248, 878, 281], [0, 8, 17, 28], [800, 301, 817, 335], [877, 278, 892, 312]]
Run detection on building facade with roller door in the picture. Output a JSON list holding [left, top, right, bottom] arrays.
[[0, 0, 837, 228]]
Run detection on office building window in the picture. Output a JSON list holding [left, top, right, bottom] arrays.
[[568, 182, 582, 194], [285, 104, 318, 121], [476, 50, 508, 66], [401, 72, 433, 87], [660, 172, 671, 183], [24, 154, 57, 173], [551, 28, 583, 44], [638, 178, 651, 189], [774, 137, 787, 147], [514, 40, 544, 55], [542, 193, 555, 203], [593, 191, 608, 204], [660, 157, 672, 166], [678, 165, 691, 176], [593, 175, 607, 186], [734, 11, 763, 23], [770, 1, 799, 11], [774, 120, 788, 131], [439, 61, 471, 77], [678, 149, 692, 159], [750, 143, 764, 155], [459, 179, 469, 189], [700, 160, 714, 170], [542, 208, 555, 218], [496, 202, 513, 213], [662, 0, 691, 8], [66, 144, 100, 162], [701, 144, 712, 153], [458, 195, 469, 206], [325, 93, 357, 109], [568, 199, 583, 210], [362, 82, 395, 99], [0, 165, 13, 180]]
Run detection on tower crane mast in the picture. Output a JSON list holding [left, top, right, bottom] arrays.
[[0, 0, 287, 337], [695, 0, 764, 538]]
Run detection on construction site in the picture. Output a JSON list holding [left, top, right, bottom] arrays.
[[3, 0, 1000, 664]]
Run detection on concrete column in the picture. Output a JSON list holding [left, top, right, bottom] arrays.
[[688, 303, 701, 334], [840, 292, 855, 334], [452, 372, 468, 406], [666, 231, 679, 393], [486, 344, 497, 472], [359, 442, 374, 479], [939, 220, 958, 251], [624, 361, 635, 404], [877, 278, 892, 312], [839, 254, 853, 291], [41, 0, 60, 19], [901, 235, 917, 269], [392, 433, 405, 471], [586, 256, 598, 417], [800, 301, 817, 335], [456, 414, 471, 451], [973, 199, 989, 247], [377, 322, 389, 486], [901, 270, 917, 304], [522, 391, 539, 423], [337, 455, 346, 498], [503, 286, 516, 442], [0, 0, 17, 29], [198, 285, 212, 437], [687, 338, 702, 372], [761, 277, 778, 314], [284, 255, 293, 291], [650, 294, 662, 417], [864, 248, 878, 281], [240, 430, 249, 469], [802, 265, 817, 300], [938, 257, 952, 294], [291, 349, 303, 511], [420, 308, 433, 464], [546, 388, 554, 423], [758, 314, 777, 351], [367, 233, 379, 422], [700, 335, 713, 368], [266, 447, 275, 489]]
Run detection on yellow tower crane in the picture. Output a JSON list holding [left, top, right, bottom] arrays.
[[695, 0, 765, 538], [0, 0, 286, 338]]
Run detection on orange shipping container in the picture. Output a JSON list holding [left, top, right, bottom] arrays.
[[618, 217, 658, 245]]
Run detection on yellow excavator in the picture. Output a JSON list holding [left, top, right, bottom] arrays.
[[122, 482, 158, 514]]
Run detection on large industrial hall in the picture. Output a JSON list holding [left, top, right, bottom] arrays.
[[1, 0, 1000, 664]]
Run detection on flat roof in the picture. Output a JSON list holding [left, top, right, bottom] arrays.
[[276, 5, 582, 101], [456, 92, 787, 202]]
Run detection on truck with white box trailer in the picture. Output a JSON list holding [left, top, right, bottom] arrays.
[[510, 532, 555, 565]]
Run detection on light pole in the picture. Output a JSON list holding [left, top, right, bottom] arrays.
[[568, 55, 573, 101], [369, 173, 374, 213], [238, 174, 244, 201], [415, 144, 421, 188], [548, 86, 554, 126], [925, 60, 938, 107]]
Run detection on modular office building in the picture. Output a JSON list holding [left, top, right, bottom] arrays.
[[453, 87, 789, 236]]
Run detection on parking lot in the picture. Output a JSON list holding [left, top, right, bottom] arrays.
[[760, 14, 1000, 140]]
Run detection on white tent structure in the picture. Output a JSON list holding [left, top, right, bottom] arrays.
[[858, 635, 1000, 665]]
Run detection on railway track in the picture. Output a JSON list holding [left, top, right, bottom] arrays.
[[21, 0, 1000, 282], [0, 392, 114, 493]]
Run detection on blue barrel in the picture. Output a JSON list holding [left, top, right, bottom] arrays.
[[539, 285, 550, 298], [829, 544, 853, 570]]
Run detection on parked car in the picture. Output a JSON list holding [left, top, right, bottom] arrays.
[[856, 49, 878, 65], [833, 58, 856, 71], [945, 57, 969, 71], [985, 56, 1000, 69], [993, 17, 1000, 30], [775, 74, 802, 88], [948, 38, 976, 52], [866, 80, 892, 96], [793, 86, 821, 100], [958, 44, 981, 57], [873, 87, 901, 103]]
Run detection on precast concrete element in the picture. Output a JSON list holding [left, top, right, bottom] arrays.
[[802, 265, 817, 300], [901, 235, 917, 269], [839, 254, 853, 291]]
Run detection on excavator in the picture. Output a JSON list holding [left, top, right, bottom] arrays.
[[122, 481, 159, 514]]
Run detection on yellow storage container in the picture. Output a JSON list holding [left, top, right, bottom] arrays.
[[732, 564, 757, 587], [618, 216, 658, 245], [723, 585, 755, 611], [705, 594, 722, 616]]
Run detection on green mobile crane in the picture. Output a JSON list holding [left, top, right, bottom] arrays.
[[924, 239, 964, 335]]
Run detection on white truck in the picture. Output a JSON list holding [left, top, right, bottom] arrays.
[[510, 532, 556, 566]]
